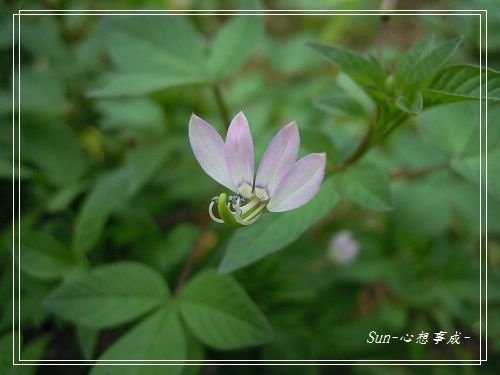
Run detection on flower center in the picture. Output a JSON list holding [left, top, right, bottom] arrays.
[[238, 183, 254, 199], [208, 189, 269, 227]]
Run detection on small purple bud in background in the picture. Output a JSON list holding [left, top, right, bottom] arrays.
[[327, 230, 360, 265]]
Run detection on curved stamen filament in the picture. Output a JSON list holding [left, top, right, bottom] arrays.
[[234, 201, 266, 226], [237, 203, 266, 225], [208, 199, 224, 224], [209, 193, 268, 226], [239, 198, 260, 215]]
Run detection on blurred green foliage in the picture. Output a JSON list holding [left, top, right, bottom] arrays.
[[1, 0, 500, 374]]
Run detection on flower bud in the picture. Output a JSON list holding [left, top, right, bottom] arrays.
[[327, 230, 360, 265]]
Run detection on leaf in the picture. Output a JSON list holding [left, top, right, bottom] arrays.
[[396, 92, 423, 115], [392, 178, 451, 237], [20, 70, 66, 115], [0, 332, 15, 373], [72, 168, 129, 254], [419, 102, 479, 157], [91, 306, 185, 375], [105, 16, 204, 73], [265, 34, 319, 75], [21, 121, 87, 186], [140, 224, 200, 276], [77, 326, 98, 359], [91, 16, 207, 96], [178, 270, 273, 349], [337, 164, 393, 211], [315, 92, 367, 118], [425, 64, 500, 104], [21, 231, 79, 280], [488, 149, 500, 203], [126, 138, 172, 195], [219, 177, 339, 273], [96, 97, 165, 132], [208, 15, 263, 80], [46, 181, 88, 213], [395, 35, 436, 85], [306, 42, 385, 87], [399, 36, 463, 91], [451, 148, 500, 203], [20, 335, 50, 361], [450, 152, 481, 187], [21, 16, 68, 62], [300, 129, 338, 164], [44, 261, 169, 328], [89, 72, 204, 97], [0, 332, 49, 375]]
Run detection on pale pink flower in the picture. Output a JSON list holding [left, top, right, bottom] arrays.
[[189, 112, 326, 226]]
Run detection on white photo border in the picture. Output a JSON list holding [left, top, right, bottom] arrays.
[[11, 8, 488, 367]]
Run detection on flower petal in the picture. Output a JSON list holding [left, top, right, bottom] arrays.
[[224, 112, 254, 194], [267, 153, 326, 212], [255, 122, 300, 194], [189, 114, 235, 191]]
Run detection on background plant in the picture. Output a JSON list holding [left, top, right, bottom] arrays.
[[1, 0, 500, 374]]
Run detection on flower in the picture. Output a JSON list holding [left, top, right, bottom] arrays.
[[327, 230, 359, 265], [189, 111, 326, 227]]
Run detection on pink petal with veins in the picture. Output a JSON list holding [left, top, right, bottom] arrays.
[[189, 114, 235, 191], [255, 122, 300, 195], [267, 153, 326, 212], [224, 112, 255, 193]]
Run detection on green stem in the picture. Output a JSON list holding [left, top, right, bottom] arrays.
[[390, 161, 448, 180], [328, 110, 377, 174], [174, 227, 209, 294]]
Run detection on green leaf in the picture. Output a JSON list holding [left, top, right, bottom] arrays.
[[140, 224, 200, 276], [306, 42, 385, 87], [92, 16, 207, 96], [419, 102, 479, 157], [20, 70, 66, 115], [91, 306, 185, 375], [76, 326, 98, 359], [396, 92, 423, 115], [488, 149, 500, 203], [392, 178, 451, 237], [1, 332, 49, 375], [315, 92, 367, 118], [46, 181, 88, 213], [219, 177, 339, 273], [89, 72, 204, 97], [395, 35, 436, 85], [96, 97, 165, 132], [425, 64, 500, 104], [265, 34, 320, 75], [208, 16, 263, 80], [21, 231, 78, 280], [0, 332, 14, 373], [20, 335, 50, 361], [21, 16, 68, 62], [398, 36, 463, 91], [300, 129, 338, 164], [44, 261, 169, 328], [337, 164, 393, 211], [451, 148, 500, 203], [72, 168, 129, 254], [126, 138, 172, 195], [105, 16, 204, 73], [21, 121, 87, 186], [178, 270, 273, 349]]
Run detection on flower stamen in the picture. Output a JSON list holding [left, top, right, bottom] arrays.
[[208, 197, 224, 224]]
